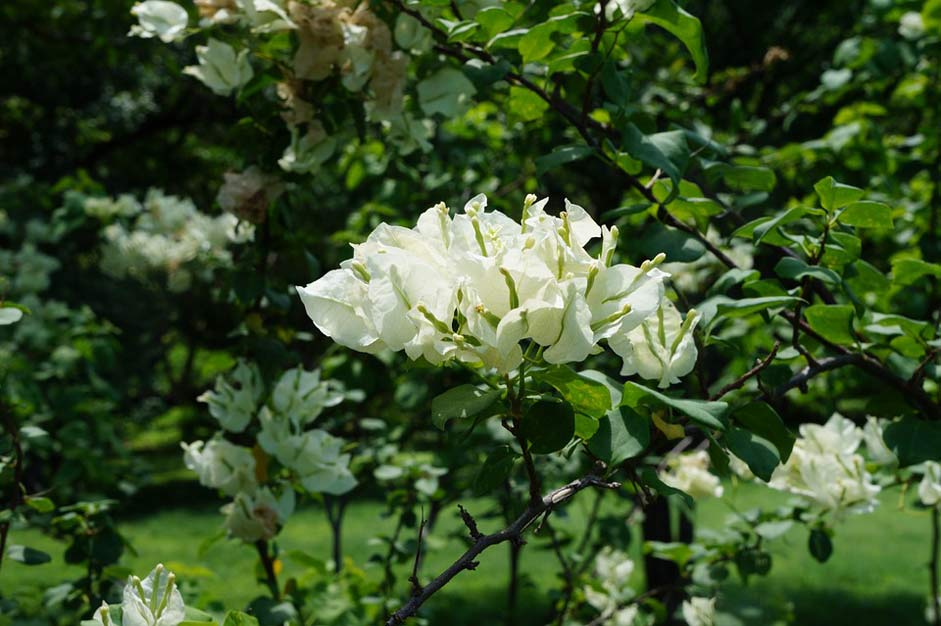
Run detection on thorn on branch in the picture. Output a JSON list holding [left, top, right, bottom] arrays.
[[458, 504, 483, 541]]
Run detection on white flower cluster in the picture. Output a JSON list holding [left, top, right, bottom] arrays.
[[919, 461, 941, 507], [95, 189, 253, 293], [92, 564, 185, 626], [182, 361, 359, 542], [660, 450, 723, 499], [682, 596, 717, 626], [582, 548, 639, 626], [297, 194, 699, 383], [768, 414, 881, 519]]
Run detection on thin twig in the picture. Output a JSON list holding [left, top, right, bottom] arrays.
[[709, 342, 780, 400], [409, 512, 427, 596], [384, 475, 621, 625]]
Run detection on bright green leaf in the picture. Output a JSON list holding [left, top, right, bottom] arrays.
[[813, 176, 864, 211], [804, 304, 856, 345], [588, 407, 650, 465], [430, 384, 501, 429], [838, 201, 893, 229], [621, 382, 728, 431], [635, 0, 709, 82]]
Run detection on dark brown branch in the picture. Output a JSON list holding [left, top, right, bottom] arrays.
[[254, 540, 281, 601], [772, 354, 859, 397], [709, 342, 780, 400], [384, 475, 621, 626]]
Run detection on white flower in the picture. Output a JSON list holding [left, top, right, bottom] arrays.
[[183, 39, 254, 96], [862, 417, 897, 466], [0, 307, 23, 325], [222, 487, 295, 542], [198, 360, 264, 433], [236, 0, 295, 32], [769, 414, 880, 518], [296, 193, 687, 378], [602, 0, 656, 21], [129, 1, 188, 43], [682, 596, 716, 626], [181, 437, 257, 496], [121, 564, 185, 626], [610, 300, 699, 389], [257, 409, 356, 495], [660, 450, 723, 499], [91, 602, 113, 626], [919, 462, 941, 507], [899, 11, 925, 40], [270, 367, 347, 426]]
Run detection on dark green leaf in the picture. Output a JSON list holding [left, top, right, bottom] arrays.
[[7, 545, 51, 565], [774, 257, 841, 285], [535, 145, 595, 176], [621, 382, 728, 430], [431, 385, 502, 430], [731, 403, 795, 461], [622, 125, 689, 195], [635, 0, 709, 82], [519, 400, 575, 454], [808, 529, 833, 563], [474, 445, 516, 495], [724, 427, 780, 481], [588, 407, 650, 465], [883, 417, 941, 466], [533, 365, 612, 418]]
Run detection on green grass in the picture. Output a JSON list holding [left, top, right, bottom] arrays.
[[1, 483, 932, 625]]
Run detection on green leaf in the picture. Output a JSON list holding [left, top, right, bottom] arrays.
[[813, 176, 864, 211], [417, 68, 477, 117], [700, 295, 801, 326], [892, 258, 941, 286], [635, 0, 709, 82], [730, 402, 795, 461], [518, 22, 556, 63], [7, 545, 51, 565], [588, 407, 650, 466], [622, 125, 689, 195], [508, 86, 549, 122], [431, 385, 502, 430], [838, 201, 893, 229], [883, 417, 941, 466], [808, 529, 833, 563], [519, 400, 575, 454], [774, 257, 841, 286], [533, 365, 612, 418], [621, 382, 728, 431], [475, 7, 514, 37], [804, 304, 856, 345], [222, 611, 259, 626], [638, 468, 692, 506], [535, 145, 595, 176], [25, 497, 55, 513], [601, 61, 630, 105], [720, 165, 776, 192], [723, 427, 780, 481], [474, 445, 516, 494], [183, 607, 216, 623]]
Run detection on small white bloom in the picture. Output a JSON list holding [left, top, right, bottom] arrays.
[[899, 11, 925, 40], [919, 462, 941, 507], [0, 307, 23, 325], [610, 300, 699, 388], [862, 417, 897, 467], [198, 360, 264, 433], [129, 1, 188, 43], [270, 367, 347, 426], [181, 437, 257, 496], [682, 596, 716, 626], [278, 123, 336, 173], [660, 450, 723, 499], [122, 564, 185, 626], [183, 38, 254, 96], [236, 0, 295, 32], [222, 487, 295, 542]]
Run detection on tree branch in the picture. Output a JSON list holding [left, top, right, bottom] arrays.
[[709, 342, 780, 400], [384, 475, 621, 625]]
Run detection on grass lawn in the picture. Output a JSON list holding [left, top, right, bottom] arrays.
[[1, 482, 931, 625]]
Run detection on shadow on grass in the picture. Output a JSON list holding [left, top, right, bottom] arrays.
[[720, 583, 925, 625], [422, 579, 550, 626]]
